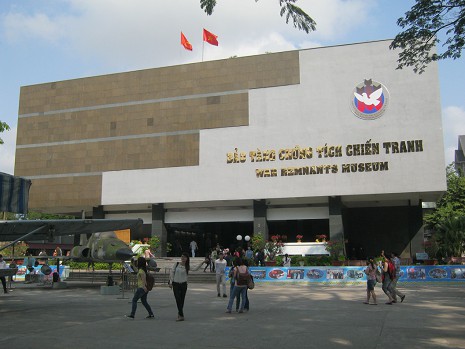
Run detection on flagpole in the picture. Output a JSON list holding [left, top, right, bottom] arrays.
[[202, 39, 204, 62]]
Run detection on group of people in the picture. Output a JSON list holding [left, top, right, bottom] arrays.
[[364, 251, 406, 305], [127, 248, 253, 320], [127, 246, 408, 320]]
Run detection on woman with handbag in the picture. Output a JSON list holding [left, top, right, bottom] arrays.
[[363, 257, 378, 305], [169, 252, 190, 321], [126, 257, 154, 319], [226, 257, 249, 313]]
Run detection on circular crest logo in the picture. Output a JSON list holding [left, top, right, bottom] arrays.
[[350, 79, 389, 120]]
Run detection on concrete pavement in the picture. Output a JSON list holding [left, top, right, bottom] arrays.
[[1, 282, 464, 349]]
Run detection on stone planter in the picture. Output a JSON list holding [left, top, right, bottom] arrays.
[[331, 260, 345, 266]]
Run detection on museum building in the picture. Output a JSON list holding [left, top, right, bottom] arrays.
[[14, 39, 446, 258]]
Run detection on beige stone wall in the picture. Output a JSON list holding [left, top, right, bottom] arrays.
[[27, 175, 102, 213], [15, 133, 200, 176], [18, 51, 299, 115], [15, 51, 300, 213]]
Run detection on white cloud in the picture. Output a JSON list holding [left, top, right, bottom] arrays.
[[300, 0, 377, 40], [442, 105, 465, 165], [3, 12, 66, 43], [4, 0, 454, 174], [0, 126, 17, 175], [1, 0, 376, 70]]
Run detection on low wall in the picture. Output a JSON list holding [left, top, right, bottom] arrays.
[[12, 265, 70, 281], [226, 266, 465, 284]]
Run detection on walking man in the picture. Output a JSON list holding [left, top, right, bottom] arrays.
[[215, 252, 227, 298], [390, 252, 406, 303], [189, 239, 198, 258]]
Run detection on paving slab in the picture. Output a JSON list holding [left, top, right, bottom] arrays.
[[1, 282, 464, 349]]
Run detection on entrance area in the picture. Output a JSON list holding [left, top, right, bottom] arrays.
[[268, 219, 329, 242], [166, 222, 253, 257], [166, 219, 330, 257]]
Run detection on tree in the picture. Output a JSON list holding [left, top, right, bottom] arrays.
[[435, 215, 465, 257], [200, 0, 316, 33], [424, 164, 465, 258], [0, 121, 10, 145], [424, 164, 465, 228], [390, 0, 465, 73]]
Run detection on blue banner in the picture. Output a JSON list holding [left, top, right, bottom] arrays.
[[226, 266, 465, 284], [13, 265, 69, 281], [0, 172, 31, 214]]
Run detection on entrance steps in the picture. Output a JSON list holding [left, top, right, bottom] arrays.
[[65, 257, 217, 285]]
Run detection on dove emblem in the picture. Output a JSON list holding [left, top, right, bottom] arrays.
[[350, 79, 389, 120], [354, 87, 383, 106]]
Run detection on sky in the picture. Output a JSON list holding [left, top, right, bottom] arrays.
[[1, 0, 464, 175]]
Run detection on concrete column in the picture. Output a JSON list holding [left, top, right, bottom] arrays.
[[329, 196, 346, 255], [92, 206, 105, 219], [253, 199, 268, 240], [152, 204, 168, 257], [407, 204, 424, 259]]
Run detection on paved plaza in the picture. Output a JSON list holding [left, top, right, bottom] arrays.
[[1, 282, 464, 349]]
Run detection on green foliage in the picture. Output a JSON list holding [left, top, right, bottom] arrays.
[[65, 261, 114, 270], [147, 236, 160, 251], [3, 211, 75, 220], [290, 255, 331, 266], [251, 232, 266, 251], [0, 121, 10, 145], [423, 238, 440, 259], [325, 239, 345, 260], [435, 215, 465, 258], [244, 256, 255, 266], [265, 235, 284, 261], [200, 0, 316, 34], [25, 211, 76, 220], [425, 164, 465, 228], [390, 0, 465, 73], [0, 242, 29, 257], [424, 164, 465, 258]]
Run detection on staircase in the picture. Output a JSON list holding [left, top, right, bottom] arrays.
[[65, 257, 216, 285]]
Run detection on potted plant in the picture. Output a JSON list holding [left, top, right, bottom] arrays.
[[251, 232, 266, 251], [264, 235, 284, 266], [296, 256, 306, 266], [296, 234, 303, 243], [315, 234, 327, 242], [325, 239, 346, 266]]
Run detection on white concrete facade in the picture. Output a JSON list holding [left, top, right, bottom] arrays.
[[102, 40, 446, 217]]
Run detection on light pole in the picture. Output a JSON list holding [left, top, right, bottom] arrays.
[[236, 235, 251, 252]]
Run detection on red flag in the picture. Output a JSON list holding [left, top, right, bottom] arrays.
[[181, 32, 193, 51], [203, 28, 218, 46]]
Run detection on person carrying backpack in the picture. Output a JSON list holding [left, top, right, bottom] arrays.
[[381, 252, 395, 305], [126, 257, 154, 319], [390, 252, 406, 303], [226, 257, 249, 313]]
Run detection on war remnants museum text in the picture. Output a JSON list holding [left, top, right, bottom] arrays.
[[226, 139, 424, 178]]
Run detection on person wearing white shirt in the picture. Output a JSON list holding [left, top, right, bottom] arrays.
[[0, 254, 8, 293], [283, 254, 292, 267], [189, 240, 198, 258], [215, 252, 227, 298], [169, 253, 190, 321]]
